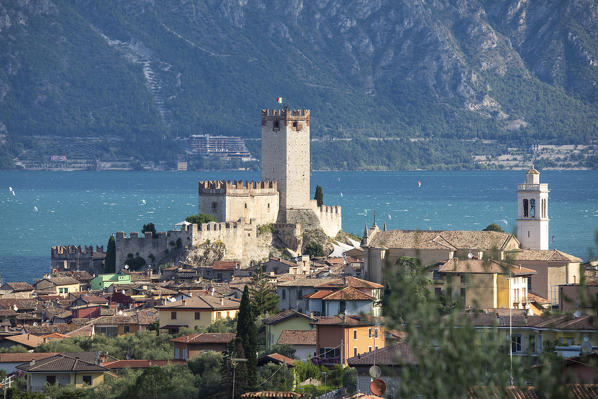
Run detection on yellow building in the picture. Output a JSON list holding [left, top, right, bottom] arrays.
[[16, 353, 113, 392], [157, 295, 240, 334], [34, 276, 81, 297], [435, 258, 536, 310]]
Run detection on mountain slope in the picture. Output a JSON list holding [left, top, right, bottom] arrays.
[[0, 0, 597, 164]]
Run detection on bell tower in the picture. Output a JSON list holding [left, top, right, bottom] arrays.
[[261, 108, 312, 223], [517, 167, 549, 250]]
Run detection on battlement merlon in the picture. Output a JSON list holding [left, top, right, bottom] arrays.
[[51, 245, 106, 256], [261, 109, 310, 122], [198, 180, 278, 196], [318, 204, 342, 215]]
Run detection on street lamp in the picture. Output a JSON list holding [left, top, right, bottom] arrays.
[[322, 371, 327, 395], [231, 357, 247, 399]]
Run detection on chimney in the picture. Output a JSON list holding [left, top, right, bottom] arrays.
[[220, 298, 224, 306]]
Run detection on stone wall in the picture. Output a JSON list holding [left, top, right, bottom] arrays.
[[51, 245, 106, 274], [115, 219, 266, 270], [312, 200, 342, 237], [198, 180, 279, 225]]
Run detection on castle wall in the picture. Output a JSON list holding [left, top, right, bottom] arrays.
[[309, 200, 342, 237], [198, 180, 279, 225], [50, 245, 105, 274], [115, 219, 260, 270]]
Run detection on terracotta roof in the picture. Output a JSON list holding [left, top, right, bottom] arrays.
[[316, 276, 383, 290], [468, 386, 539, 399], [323, 286, 373, 301], [75, 294, 109, 304], [368, 230, 516, 251], [508, 249, 582, 263], [326, 257, 346, 265], [65, 324, 94, 337], [2, 282, 34, 292], [437, 258, 536, 276], [156, 295, 240, 310], [528, 292, 550, 304], [347, 343, 417, 366], [170, 332, 236, 344], [304, 290, 334, 299], [104, 359, 186, 369], [276, 329, 316, 346], [213, 260, 240, 271], [469, 313, 596, 330], [277, 278, 337, 287], [16, 353, 109, 373], [4, 333, 44, 348], [91, 315, 137, 326], [314, 315, 379, 327], [0, 299, 39, 311], [0, 352, 58, 363], [44, 276, 82, 286], [258, 353, 296, 367], [263, 309, 315, 325]]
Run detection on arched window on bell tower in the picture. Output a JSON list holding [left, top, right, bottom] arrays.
[[530, 199, 536, 218], [523, 199, 529, 217]]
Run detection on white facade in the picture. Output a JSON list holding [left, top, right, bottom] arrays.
[[517, 168, 549, 250]]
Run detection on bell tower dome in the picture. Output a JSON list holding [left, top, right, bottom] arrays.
[[517, 167, 549, 250]]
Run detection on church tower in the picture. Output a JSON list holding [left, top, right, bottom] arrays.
[[261, 108, 312, 223], [517, 167, 549, 250]]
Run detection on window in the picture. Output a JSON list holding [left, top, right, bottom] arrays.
[[511, 334, 522, 353], [537, 335, 543, 352], [374, 328, 378, 338], [435, 287, 442, 297], [195, 311, 201, 320], [528, 278, 532, 291], [171, 311, 177, 320], [96, 326, 118, 337], [123, 325, 130, 334], [83, 376, 92, 385], [523, 199, 529, 217], [46, 376, 56, 385], [59, 288, 64, 294], [244, 203, 247, 209], [175, 348, 180, 358], [530, 199, 536, 217], [375, 346, 378, 350], [354, 347, 357, 357], [368, 328, 372, 338], [217, 312, 222, 319], [293, 121, 298, 128], [274, 120, 280, 129], [212, 202, 217, 209], [460, 275, 466, 284], [368, 346, 372, 352], [340, 300, 346, 314], [182, 349, 188, 360], [282, 289, 286, 300], [529, 334, 536, 353], [353, 330, 357, 339]]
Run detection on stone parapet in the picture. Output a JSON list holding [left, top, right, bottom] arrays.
[[199, 180, 278, 196]]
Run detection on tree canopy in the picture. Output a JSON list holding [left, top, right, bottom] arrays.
[[104, 235, 116, 273], [185, 213, 218, 224]]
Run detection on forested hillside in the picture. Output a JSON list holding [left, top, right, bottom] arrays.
[[0, 0, 597, 168]]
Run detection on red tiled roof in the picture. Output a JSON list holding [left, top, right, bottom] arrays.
[[16, 353, 108, 373], [347, 343, 417, 366], [276, 330, 316, 346], [2, 282, 34, 292], [304, 290, 334, 299], [262, 310, 315, 325], [4, 334, 44, 348], [0, 353, 57, 363], [314, 315, 379, 327], [213, 260, 240, 271], [322, 286, 373, 301], [315, 276, 383, 290], [259, 353, 295, 366], [170, 332, 236, 344], [156, 295, 240, 310]]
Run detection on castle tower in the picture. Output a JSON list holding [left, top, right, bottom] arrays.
[[261, 108, 312, 223], [517, 167, 549, 250]]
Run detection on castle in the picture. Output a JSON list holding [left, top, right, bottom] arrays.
[[51, 245, 106, 274], [197, 109, 342, 236], [114, 108, 342, 270]]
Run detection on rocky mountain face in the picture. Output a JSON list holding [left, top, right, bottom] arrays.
[[0, 0, 596, 153]]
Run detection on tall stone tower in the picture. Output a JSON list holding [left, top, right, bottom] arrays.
[[517, 167, 549, 250], [261, 108, 315, 224]]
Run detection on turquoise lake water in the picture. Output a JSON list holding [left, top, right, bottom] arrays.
[[1, 170, 597, 283]]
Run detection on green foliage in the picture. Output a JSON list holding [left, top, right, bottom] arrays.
[[257, 363, 293, 392], [187, 352, 229, 398], [119, 365, 197, 399], [236, 285, 258, 390], [293, 360, 325, 383], [250, 267, 279, 317], [141, 223, 156, 237], [314, 185, 324, 207], [185, 213, 217, 224], [125, 253, 146, 270], [483, 223, 504, 232], [304, 241, 325, 258], [0, 344, 28, 353], [259, 344, 296, 359], [104, 235, 116, 273], [35, 331, 173, 360], [257, 223, 276, 236]]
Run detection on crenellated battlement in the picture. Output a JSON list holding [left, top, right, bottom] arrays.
[[198, 180, 278, 196], [261, 109, 310, 119], [51, 245, 105, 257], [318, 205, 342, 216]]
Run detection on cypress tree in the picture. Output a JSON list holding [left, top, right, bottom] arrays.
[[314, 185, 324, 207], [105, 235, 116, 273], [236, 285, 257, 389]]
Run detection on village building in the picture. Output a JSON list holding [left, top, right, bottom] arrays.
[[156, 295, 239, 334], [16, 352, 113, 392], [313, 315, 385, 366], [276, 329, 316, 361], [170, 332, 236, 360], [34, 276, 81, 296], [90, 272, 132, 291], [433, 258, 536, 310], [263, 309, 315, 350]]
